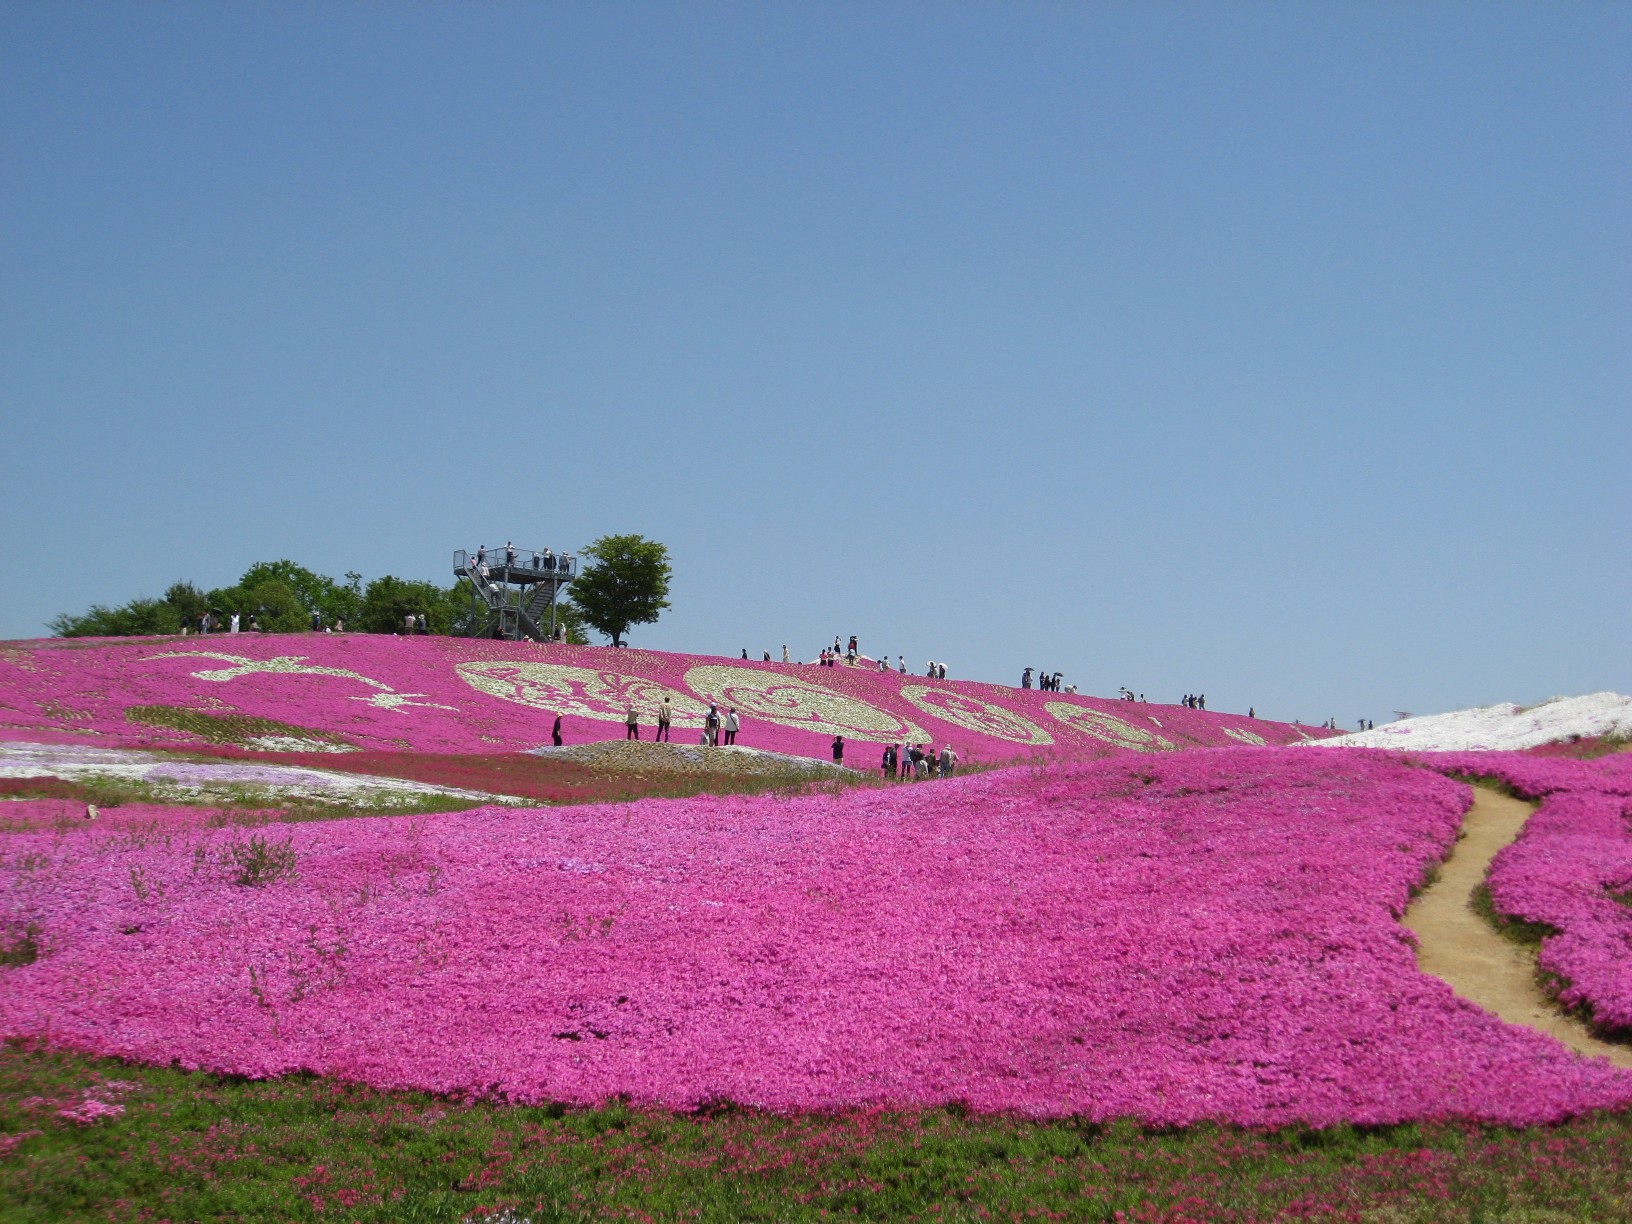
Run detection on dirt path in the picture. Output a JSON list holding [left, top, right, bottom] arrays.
[[1402, 786, 1632, 1067]]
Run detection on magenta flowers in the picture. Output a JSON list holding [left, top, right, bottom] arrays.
[[6, 747, 1631, 1125], [0, 634, 1319, 763]]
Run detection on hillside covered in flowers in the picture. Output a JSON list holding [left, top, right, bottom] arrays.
[[4, 633, 1631, 1130], [0, 634, 1315, 763]]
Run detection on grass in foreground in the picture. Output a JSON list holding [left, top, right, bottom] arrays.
[[3, 1043, 1631, 1222]]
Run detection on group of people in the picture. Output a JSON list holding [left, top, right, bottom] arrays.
[[880, 742, 957, 779], [622, 698, 741, 746], [1314, 717, 1371, 731], [1181, 693, 1206, 710], [185, 611, 256, 635], [818, 635, 865, 667], [186, 610, 351, 635], [803, 638, 951, 681], [475, 543, 573, 575], [1021, 668, 1069, 692]]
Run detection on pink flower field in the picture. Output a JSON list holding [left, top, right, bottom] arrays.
[[7, 746, 1632, 1126], [0, 634, 1316, 763]]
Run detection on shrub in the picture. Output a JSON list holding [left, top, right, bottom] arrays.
[[227, 834, 298, 887]]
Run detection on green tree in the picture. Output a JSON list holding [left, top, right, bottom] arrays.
[[49, 598, 180, 638], [359, 576, 455, 635], [163, 582, 209, 627], [567, 534, 672, 647], [237, 561, 359, 628], [209, 578, 307, 633]]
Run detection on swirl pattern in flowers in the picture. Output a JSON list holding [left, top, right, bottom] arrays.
[[1044, 702, 1175, 752], [684, 665, 926, 742], [900, 685, 1054, 746], [457, 662, 710, 727]]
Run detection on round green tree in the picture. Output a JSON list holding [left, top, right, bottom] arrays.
[[567, 535, 672, 647]]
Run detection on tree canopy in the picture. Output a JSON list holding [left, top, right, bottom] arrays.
[[50, 554, 603, 642], [54, 560, 445, 638], [567, 534, 673, 648]]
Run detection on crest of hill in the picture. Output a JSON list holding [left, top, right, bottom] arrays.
[[1308, 692, 1632, 752], [0, 634, 1319, 762]]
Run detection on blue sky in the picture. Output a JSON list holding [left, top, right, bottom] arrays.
[[3, 2, 1627, 725]]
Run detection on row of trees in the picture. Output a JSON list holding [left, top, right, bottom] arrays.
[[48, 535, 672, 646]]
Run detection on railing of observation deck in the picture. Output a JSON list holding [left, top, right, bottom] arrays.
[[454, 548, 577, 581]]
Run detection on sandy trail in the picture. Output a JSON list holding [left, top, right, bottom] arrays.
[[1402, 786, 1632, 1067]]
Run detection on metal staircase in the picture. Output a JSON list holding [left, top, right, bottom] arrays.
[[453, 547, 577, 642]]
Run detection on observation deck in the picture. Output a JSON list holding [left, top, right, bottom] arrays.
[[454, 546, 577, 642]]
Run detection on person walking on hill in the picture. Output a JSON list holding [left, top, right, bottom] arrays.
[[656, 698, 672, 742], [1021, 668, 1033, 690], [625, 704, 640, 740], [552, 715, 563, 747], [705, 703, 721, 747], [939, 744, 956, 777], [724, 708, 740, 745], [832, 735, 844, 765], [897, 655, 906, 675], [782, 645, 790, 663], [882, 744, 897, 779]]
